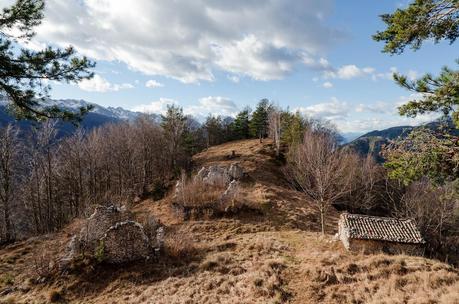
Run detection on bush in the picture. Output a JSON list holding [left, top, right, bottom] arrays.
[[178, 178, 228, 208], [95, 240, 105, 263], [173, 175, 244, 220], [31, 248, 55, 279]]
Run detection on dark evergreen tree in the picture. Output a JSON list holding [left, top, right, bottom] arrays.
[[249, 99, 272, 142], [231, 107, 251, 140]]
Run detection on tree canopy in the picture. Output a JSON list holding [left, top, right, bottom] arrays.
[[373, 0, 459, 55], [383, 128, 459, 185], [0, 0, 95, 121], [374, 0, 459, 127], [249, 99, 272, 141]]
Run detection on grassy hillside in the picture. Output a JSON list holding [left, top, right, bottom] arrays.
[[0, 139, 458, 304]]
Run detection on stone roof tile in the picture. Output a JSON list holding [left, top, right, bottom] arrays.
[[340, 213, 425, 244]]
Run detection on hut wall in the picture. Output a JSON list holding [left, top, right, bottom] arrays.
[[348, 239, 423, 255]]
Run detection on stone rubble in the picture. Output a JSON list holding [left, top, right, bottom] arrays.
[[62, 205, 163, 265]]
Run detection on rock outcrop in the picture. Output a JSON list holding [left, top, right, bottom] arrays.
[[195, 163, 244, 186]]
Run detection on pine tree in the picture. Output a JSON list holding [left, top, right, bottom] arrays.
[[249, 99, 272, 142], [373, 0, 459, 127], [281, 111, 308, 146], [231, 108, 251, 140], [0, 0, 95, 121]]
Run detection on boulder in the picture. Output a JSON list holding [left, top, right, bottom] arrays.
[[196, 167, 209, 181], [228, 163, 244, 180], [173, 180, 183, 200], [100, 221, 151, 264], [223, 180, 240, 198], [203, 165, 231, 186]]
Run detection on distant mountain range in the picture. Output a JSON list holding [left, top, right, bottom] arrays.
[[1, 98, 455, 158], [345, 119, 457, 162], [0, 99, 159, 138]]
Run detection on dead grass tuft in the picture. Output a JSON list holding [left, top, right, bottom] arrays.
[[163, 231, 199, 260], [48, 289, 63, 303]]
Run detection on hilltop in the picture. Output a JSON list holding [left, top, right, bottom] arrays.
[[0, 139, 458, 304]]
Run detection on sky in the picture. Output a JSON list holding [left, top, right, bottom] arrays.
[[3, 0, 457, 134]]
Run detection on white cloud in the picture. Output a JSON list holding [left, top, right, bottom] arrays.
[[78, 75, 134, 92], [227, 75, 240, 83], [337, 114, 440, 133], [322, 81, 333, 88], [324, 64, 375, 80], [372, 67, 398, 81], [145, 80, 164, 88], [296, 97, 349, 120], [355, 101, 394, 114], [185, 96, 239, 118], [133, 96, 239, 119], [132, 98, 178, 115], [28, 0, 342, 83]]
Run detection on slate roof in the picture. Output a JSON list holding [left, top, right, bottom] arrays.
[[340, 213, 425, 244]]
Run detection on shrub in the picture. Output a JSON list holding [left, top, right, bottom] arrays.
[[139, 215, 160, 244], [31, 248, 55, 279], [95, 240, 105, 263], [178, 178, 228, 208], [173, 175, 244, 220]]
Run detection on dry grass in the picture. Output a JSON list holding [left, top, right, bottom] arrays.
[[301, 252, 459, 304], [163, 230, 199, 260], [31, 246, 56, 280], [178, 177, 228, 208], [172, 175, 250, 221]]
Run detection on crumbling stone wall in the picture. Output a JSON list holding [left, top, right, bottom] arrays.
[[62, 205, 163, 265], [79, 205, 123, 245], [100, 221, 151, 263]]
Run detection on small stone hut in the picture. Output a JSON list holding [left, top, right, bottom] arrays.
[[338, 213, 425, 255]]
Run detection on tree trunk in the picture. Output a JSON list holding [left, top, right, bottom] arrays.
[[320, 207, 325, 235]]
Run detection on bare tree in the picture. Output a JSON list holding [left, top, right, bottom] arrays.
[[392, 179, 457, 251], [268, 106, 282, 157], [0, 125, 21, 242], [348, 154, 386, 211], [285, 128, 358, 234]]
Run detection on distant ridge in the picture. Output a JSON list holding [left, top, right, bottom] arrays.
[[345, 118, 457, 162], [0, 98, 158, 138]]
